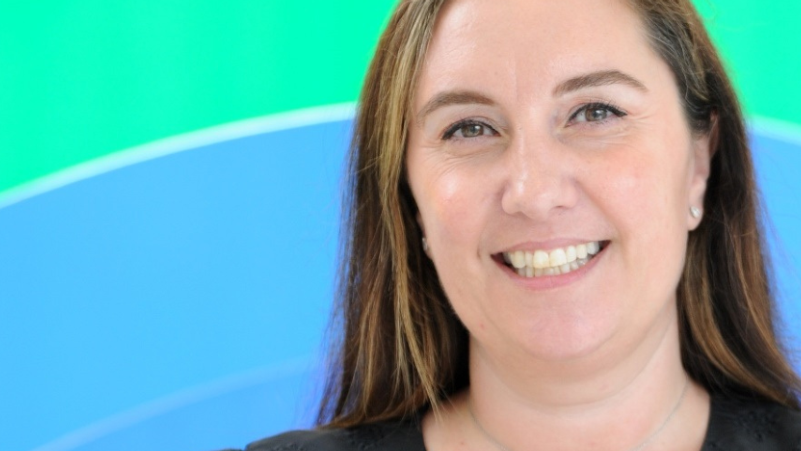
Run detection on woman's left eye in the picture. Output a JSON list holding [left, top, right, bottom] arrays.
[[569, 103, 627, 124]]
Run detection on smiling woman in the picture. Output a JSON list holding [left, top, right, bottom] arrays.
[[224, 0, 801, 450]]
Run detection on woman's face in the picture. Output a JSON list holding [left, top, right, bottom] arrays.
[[406, 0, 711, 362]]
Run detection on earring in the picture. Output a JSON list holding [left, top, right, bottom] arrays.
[[690, 206, 701, 219], [422, 237, 429, 252]]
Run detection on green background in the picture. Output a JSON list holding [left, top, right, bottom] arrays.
[[1, 0, 799, 199]]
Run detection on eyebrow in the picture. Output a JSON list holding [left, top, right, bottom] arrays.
[[416, 90, 496, 123], [416, 70, 645, 122], [553, 70, 648, 96]]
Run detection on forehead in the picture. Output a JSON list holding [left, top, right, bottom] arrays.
[[417, 0, 662, 103]]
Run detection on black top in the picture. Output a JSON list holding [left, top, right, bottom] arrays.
[[227, 395, 801, 451]]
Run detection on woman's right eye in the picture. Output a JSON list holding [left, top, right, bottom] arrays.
[[442, 121, 497, 140]]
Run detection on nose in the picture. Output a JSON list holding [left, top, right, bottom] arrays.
[[500, 134, 579, 219]]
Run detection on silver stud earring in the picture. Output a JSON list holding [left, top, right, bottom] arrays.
[[422, 237, 429, 252], [690, 206, 701, 219]]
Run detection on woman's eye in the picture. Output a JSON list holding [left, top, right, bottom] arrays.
[[460, 124, 485, 138], [582, 107, 610, 122], [443, 121, 497, 140], [570, 103, 626, 124]]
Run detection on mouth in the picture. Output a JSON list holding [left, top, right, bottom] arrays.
[[496, 240, 609, 278]]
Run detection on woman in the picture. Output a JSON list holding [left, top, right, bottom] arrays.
[[237, 0, 801, 449]]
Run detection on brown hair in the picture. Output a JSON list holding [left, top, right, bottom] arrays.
[[317, 0, 801, 427]]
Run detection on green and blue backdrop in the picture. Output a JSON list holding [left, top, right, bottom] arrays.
[[2, 2, 800, 450]]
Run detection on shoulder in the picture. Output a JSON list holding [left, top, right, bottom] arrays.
[[242, 418, 425, 451], [704, 394, 801, 450]]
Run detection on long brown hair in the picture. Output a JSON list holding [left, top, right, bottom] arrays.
[[317, 0, 801, 427]]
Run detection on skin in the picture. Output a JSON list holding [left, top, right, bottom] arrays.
[[406, 0, 713, 449]]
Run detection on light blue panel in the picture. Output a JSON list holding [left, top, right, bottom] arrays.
[[56, 363, 322, 451], [751, 132, 801, 347], [0, 120, 351, 451]]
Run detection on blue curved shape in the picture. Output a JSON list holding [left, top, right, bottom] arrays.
[[0, 121, 799, 451], [0, 120, 351, 451], [31, 359, 323, 451], [752, 132, 801, 337]]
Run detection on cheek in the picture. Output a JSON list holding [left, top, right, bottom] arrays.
[[599, 138, 692, 292], [417, 163, 495, 248], [601, 137, 691, 233], [416, 168, 494, 317]]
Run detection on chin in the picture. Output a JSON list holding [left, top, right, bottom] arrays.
[[515, 318, 620, 363]]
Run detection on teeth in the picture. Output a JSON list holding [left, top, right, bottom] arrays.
[[549, 248, 567, 267], [566, 246, 577, 263], [512, 250, 525, 269], [502, 241, 603, 278], [533, 250, 549, 269]]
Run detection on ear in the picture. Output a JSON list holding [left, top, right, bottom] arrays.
[[416, 211, 432, 256], [687, 115, 717, 230]]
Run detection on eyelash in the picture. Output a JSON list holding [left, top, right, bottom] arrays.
[[441, 119, 498, 140], [440, 102, 628, 141], [568, 102, 627, 124]]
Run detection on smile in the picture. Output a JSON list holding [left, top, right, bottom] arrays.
[[500, 241, 608, 278]]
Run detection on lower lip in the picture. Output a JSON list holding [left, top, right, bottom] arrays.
[[495, 245, 607, 290]]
